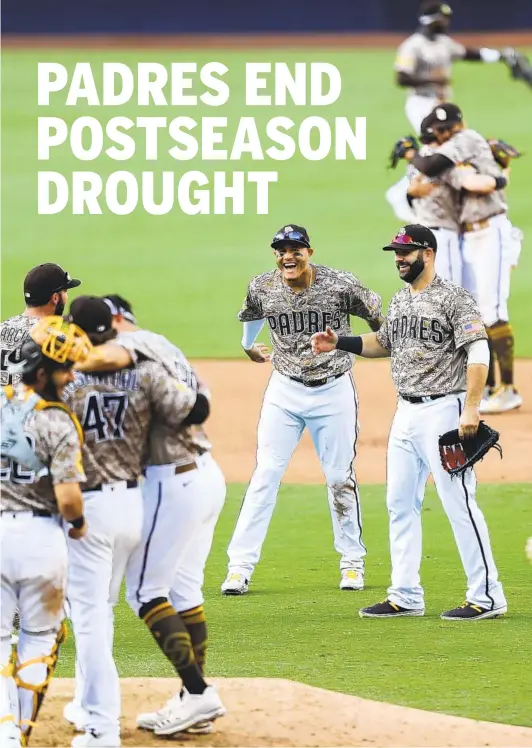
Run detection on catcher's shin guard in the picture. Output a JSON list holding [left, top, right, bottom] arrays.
[[15, 621, 67, 745]]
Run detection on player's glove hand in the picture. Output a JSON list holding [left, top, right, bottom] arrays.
[[487, 138, 522, 169], [438, 421, 502, 477], [501, 48, 532, 88], [389, 136, 419, 169]]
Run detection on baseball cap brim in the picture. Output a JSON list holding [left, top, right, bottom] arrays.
[[382, 241, 428, 251], [65, 277, 81, 290]]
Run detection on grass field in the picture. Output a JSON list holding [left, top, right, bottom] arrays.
[[2, 49, 532, 355], [2, 46, 532, 730], [55, 483, 532, 726]]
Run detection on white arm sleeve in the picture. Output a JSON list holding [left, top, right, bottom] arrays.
[[465, 338, 490, 367], [241, 319, 266, 350]]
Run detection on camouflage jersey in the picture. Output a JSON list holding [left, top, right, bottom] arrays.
[[239, 264, 382, 383], [63, 360, 195, 489], [437, 129, 506, 225], [1, 314, 38, 386], [116, 329, 211, 468], [376, 275, 487, 397], [408, 145, 461, 232], [0, 384, 85, 513], [395, 32, 466, 99]]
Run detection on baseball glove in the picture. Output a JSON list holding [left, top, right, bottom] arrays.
[[438, 421, 502, 477], [389, 135, 419, 169], [501, 47, 532, 89], [487, 138, 522, 169]]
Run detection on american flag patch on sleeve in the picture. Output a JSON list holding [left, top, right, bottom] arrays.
[[463, 321, 484, 334]]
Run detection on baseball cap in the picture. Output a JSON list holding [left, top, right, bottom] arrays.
[[24, 263, 81, 306], [430, 103, 463, 129], [419, 2, 452, 21], [102, 294, 137, 324], [68, 295, 113, 334], [383, 224, 438, 252], [419, 115, 436, 144], [271, 224, 311, 250]]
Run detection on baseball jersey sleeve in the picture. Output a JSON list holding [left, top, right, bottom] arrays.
[[445, 35, 466, 60], [376, 311, 392, 351], [49, 412, 85, 486], [395, 37, 418, 73], [343, 275, 382, 325], [145, 362, 196, 430], [237, 279, 264, 322], [449, 291, 488, 349]]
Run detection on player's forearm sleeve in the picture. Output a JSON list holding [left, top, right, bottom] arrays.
[[412, 153, 455, 177], [336, 336, 363, 355], [241, 319, 266, 350], [466, 339, 490, 367]]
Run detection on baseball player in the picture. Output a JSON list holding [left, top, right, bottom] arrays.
[[221, 224, 383, 596], [312, 224, 507, 621], [63, 296, 223, 746], [401, 117, 508, 285], [65, 295, 226, 737], [411, 103, 523, 413], [386, 0, 508, 223], [0, 318, 89, 747], [1, 263, 81, 387]]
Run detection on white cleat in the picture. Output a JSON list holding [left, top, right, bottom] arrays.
[[185, 720, 214, 734], [136, 694, 180, 731], [221, 571, 249, 595], [71, 729, 120, 747], [64, 701, 89, 732], [154, 686, 226, 736], [480, 386, 523, 414], [339, 568, 364, 590]]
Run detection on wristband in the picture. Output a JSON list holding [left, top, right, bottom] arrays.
[[494, 176, 507, 190], [336, 336, 363, 355], [70, 515, 85, 529]]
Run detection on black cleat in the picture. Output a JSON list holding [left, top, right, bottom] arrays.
[[440, 601, 507, 621], [359, 599, 424, 618]]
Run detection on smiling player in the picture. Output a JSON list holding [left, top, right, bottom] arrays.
[[220, 224, 383, 595]]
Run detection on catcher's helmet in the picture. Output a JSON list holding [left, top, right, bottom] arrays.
[[6, 316, 91, 377]]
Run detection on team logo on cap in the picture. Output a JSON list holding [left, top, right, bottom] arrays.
[[284, 226, 293, 232], [436, 108, 447, 121], [399, 227, 406, 235]]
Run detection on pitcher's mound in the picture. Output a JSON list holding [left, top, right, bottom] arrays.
[[37, 677, 532, 747]]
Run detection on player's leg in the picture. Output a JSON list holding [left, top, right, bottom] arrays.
[[137, 455, 226, 734], [66, 493, 121, 744], [14, 518, 68, 746], [0, 520, 22, 746], [434, 229, 462, 285], [479, 216, 522, 413], [418, 396, 506, 618], [223, 372, 305, 590], [125, 481, 219, 707], [305, 374, 365, 585], [360, 402, 429, 617]]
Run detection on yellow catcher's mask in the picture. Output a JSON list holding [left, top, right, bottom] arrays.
[[30, 316, 93, 366]]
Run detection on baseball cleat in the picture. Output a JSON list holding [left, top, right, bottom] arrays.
[[221, 572, 249, 595], [440, 601, 507, 621], [71, 729, 121, 747], [359, 599, 424, 618], [154, 686, 226, 736], [339, 568, 364, 590], [64, 701, 89, 732], [185, 720, 214, 734], [479, 386, 522, 414], [136, 694, 180, 730]]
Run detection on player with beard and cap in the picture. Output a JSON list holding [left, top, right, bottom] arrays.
[[1, 264, 81, 387], [311, 224, 506, 622]]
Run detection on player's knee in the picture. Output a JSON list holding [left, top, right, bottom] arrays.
[[251, 460, 286, 488], [138, 596, 169, 621]]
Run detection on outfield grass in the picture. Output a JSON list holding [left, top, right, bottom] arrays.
[[2, 49, 532, 355], [57, 483, 532, 726]]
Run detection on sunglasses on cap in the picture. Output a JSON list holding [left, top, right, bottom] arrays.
[[391, 233, 427, 247], [273, 231, 309, 247]]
